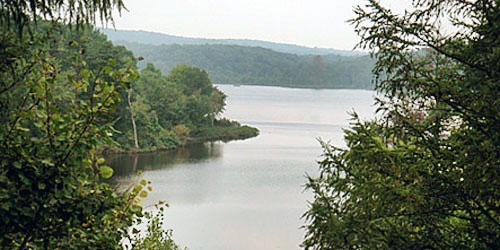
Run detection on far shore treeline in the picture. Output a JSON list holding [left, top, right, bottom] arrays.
[[103, 31, 375, 89]]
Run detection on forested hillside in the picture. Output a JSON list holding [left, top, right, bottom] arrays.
[[101, 28, 366, 56], [112, 41, 375, 89]]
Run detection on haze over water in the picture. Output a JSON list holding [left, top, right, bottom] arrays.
[[110, 85, 376, 250]]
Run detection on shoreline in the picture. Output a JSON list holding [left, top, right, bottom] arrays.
[[217, 82, 374, 91], [101, 125, 259, 155]]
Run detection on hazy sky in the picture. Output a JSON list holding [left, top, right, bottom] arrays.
[[110, 0, 410, 50]]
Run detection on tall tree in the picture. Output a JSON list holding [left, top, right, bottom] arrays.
[[303, 0, 499, 249], [167, 64, 214, 96], [128, 89, 140, 149]]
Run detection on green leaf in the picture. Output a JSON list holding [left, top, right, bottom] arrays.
[[13, 162, 22, 169], [99, 166, 114, 179], [19, 174, 31, 185], [97, 158, 105, 164], [41, 159, 54, 166]]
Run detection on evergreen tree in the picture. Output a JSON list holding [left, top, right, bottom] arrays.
[[303, 0, 499, 249]]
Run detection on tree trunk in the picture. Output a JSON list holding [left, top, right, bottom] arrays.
[[128, 89, 139, 149]]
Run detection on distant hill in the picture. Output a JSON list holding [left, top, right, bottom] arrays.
[[112, 40, 375, 89], [100, 29, 366, 56]]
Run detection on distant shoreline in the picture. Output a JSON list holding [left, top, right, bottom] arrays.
[[218, 82, 374, 91]]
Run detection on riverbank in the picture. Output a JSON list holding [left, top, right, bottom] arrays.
[[101, 123, 259, 155]]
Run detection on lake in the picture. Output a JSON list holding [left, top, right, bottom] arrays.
[[108, 85, 376, 250]]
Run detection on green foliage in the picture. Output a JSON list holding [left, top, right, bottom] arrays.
[[0, 0, 125, 34], [168, 64, 214, 96], [172, 124, 191, 142], [119, 175, 181, 250], [164, 64, 226, 129], [99, 165, 114, 179], [115, 62, 239, 151], [0, 24, 143, 248], [132, 63, 183, 129], [303, 0, 499, 249], [101, 28, 366, 56], [214, 118, 241, 127], [193, 125, 259, 143], [127, 92, 181, 150], [0, 2, 181, 249], [129, 207, 182, 250], [115, 42, 375, 89], [37, 24, 254, 154]]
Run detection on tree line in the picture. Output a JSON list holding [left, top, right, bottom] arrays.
[[101, 28, 366, 56], [115, 41, 375, 89]]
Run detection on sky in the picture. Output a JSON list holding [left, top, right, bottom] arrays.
[[109, 0, 410, 50]]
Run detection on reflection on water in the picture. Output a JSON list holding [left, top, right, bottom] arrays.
[[107, 143, 223, 177], [107, 85, 376, 250]]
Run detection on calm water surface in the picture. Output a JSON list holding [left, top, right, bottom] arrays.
[[108, 85, 376, 250]]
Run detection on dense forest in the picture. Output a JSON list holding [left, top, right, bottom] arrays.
[[117, 62, 259, 152], [101, 28, 366, 56], [110, 41, 375, 89], [40, 26, 258, 152]]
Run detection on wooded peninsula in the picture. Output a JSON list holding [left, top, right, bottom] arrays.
[[74, 27, 259, 153]]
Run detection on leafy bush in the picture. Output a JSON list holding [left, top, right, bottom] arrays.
[[0, 25, 142, 249], [214, 118, 240, 127], [128, 207, 182, 250]]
